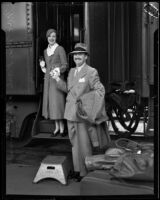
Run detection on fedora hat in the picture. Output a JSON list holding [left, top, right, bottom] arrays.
[[70, 43, 89, 55]]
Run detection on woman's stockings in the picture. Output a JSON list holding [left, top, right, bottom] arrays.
[[54, 120, 64, 135], [59, 120, 64, 134], [54, 120, 59, 134]]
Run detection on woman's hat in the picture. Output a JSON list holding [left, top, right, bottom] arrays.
[[70, 43, 89, 55]]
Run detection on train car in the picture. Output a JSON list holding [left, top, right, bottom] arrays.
[[1, 2, 158, 142]]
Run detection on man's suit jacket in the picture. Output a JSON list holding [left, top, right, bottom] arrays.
[[56, 64, 105, 122]]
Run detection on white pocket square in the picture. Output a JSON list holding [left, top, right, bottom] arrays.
[[79, 78, 85, 82]]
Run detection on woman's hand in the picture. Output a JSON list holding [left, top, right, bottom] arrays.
[[39, 59, 46, 73]]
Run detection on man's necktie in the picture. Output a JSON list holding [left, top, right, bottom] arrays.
[[74, 68, 78, 76]]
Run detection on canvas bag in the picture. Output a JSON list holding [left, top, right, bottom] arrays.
[[109, 150, 154, 181]]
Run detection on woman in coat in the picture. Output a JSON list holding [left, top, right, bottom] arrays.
[[39, 28, 68, 136]]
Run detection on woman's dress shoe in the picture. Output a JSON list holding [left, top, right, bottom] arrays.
[[60, 131, 67, 137], [51, 131, 59, 137]]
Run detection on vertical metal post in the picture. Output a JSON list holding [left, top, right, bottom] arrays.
[[84, 2, 90, 64], [107, 2, 111, 91]]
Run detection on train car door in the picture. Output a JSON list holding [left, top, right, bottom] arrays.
[[34, 2, 84, 92], [31, 2, 85, 140]]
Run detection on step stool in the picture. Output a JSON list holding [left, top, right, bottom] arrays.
[[33, 155, 71, 185]]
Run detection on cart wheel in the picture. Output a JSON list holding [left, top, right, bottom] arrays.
[[106, 102, 142, 137]]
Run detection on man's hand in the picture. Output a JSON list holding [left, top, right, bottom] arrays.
[[53, 67, 60, 76]]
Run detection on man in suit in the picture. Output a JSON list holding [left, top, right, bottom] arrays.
[[51, 43, 110, 181]]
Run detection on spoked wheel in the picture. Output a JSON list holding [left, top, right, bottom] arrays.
[[113, 105, 141, 135], [106, 92, 143, 137]]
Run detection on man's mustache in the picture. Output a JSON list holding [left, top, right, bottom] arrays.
[[74, 58, 82, 60]]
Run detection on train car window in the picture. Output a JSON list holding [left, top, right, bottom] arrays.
[[73, 14, 80, 42]]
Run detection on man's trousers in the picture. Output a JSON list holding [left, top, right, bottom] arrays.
[[67, 121, 92, 176]]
